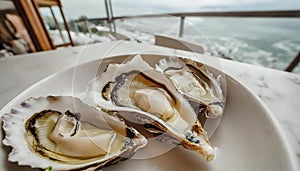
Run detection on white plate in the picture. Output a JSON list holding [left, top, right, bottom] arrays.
[[0, 54, 298, 171]]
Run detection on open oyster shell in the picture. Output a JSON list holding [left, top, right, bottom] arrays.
[[86, 55, 215, 161], [2, 96, 147, 170], [155, 57, 225, 119]]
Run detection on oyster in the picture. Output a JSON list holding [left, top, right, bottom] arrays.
[[2, 96, 147, 170], [86, 55, 215, 161], [155, 57, 224, 118]]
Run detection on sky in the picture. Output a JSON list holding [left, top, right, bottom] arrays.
[[61, 0, 300, 20]]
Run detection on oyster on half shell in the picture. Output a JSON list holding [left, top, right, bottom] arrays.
[[2, 96, 147, 171], [156, 57, 225, 119], [86, 55, 215, 161]]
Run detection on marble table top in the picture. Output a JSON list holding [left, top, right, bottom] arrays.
[[0, 41, 299, 168]]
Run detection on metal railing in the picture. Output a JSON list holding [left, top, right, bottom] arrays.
[[72, 7, 300, 72]]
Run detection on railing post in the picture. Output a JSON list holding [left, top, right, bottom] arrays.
[[108, 0, 116, 36], [104, 0, 116, 37], [285, 51, 300, 72], [179, 16, 185, 37], [104, 0, 112, 34]]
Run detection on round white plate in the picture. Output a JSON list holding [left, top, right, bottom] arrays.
[[0, 54, 298, 171]]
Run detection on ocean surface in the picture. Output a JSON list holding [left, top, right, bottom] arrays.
[[115, 17, 300, 74]]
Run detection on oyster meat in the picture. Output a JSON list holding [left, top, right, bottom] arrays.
[[2, 96, 147, 170], [86, 55, 215, 161], [156, 57, 225, 118]]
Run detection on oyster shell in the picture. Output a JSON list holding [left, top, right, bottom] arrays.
[[2, 96, 147, 170], [86, 55, 215, 161], [155, 57, 224, 118]]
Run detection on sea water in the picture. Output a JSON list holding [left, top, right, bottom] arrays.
[[116, 17, 300, 73]]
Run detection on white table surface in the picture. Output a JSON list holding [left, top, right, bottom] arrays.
[[0, 41, 299, 167]]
